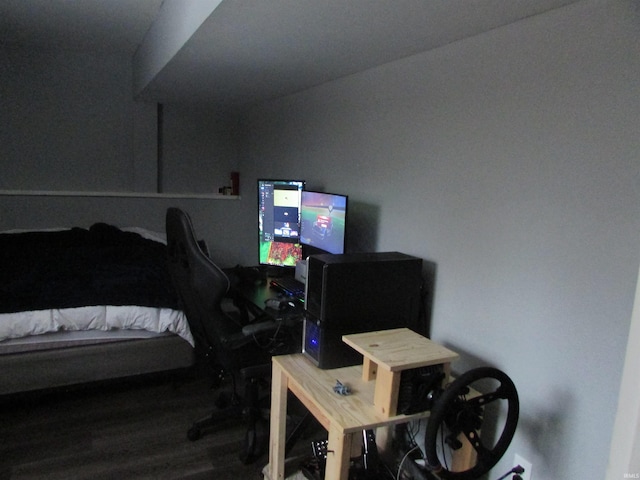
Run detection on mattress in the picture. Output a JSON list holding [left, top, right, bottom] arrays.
[[0, 305, 193, 347]]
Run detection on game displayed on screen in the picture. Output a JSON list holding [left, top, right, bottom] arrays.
[[300, 191, 347, 255], [258, 179, 304, 267]]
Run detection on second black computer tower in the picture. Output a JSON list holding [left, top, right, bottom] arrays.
[[303, 252, 423, 369]]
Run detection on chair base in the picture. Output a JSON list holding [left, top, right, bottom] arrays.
[[186, 402, 243, 441], [187, 376, 270, 464]]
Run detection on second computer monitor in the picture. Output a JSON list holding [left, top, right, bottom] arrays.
[[300, 190, 348, 255]]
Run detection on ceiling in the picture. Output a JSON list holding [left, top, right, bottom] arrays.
[[1, 0, 579, 110], [0, 0, 164, 55]]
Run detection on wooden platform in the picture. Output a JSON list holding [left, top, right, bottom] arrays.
[[343, 328, 459, 417], [266, 328, 464, 480]]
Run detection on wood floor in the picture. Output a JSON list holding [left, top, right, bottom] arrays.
[[0, 370, 313, 480]]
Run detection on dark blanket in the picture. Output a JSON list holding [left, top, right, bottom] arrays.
[[0, 223, 181, 314]]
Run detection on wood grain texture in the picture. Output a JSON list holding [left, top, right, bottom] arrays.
[[273, 354, 432, 435], [342, 328, 459, 371], [0, 372, 280, 480]]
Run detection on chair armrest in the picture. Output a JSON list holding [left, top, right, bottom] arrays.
[[242, 320, 279, 336]]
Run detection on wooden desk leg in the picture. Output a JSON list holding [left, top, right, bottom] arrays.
[[268, 362, 288, 480], [375, 425, 392, 462], [325, 424, 352, 480], [373, 368, 401, 416]]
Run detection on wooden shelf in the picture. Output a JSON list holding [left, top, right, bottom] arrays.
[[0, 190, 239, 200]]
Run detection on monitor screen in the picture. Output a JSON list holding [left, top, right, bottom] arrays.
[[258, 179, 305, 267], [300, 190, 348, 255]]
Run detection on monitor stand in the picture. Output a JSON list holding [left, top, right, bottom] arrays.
[[259, 265, 294, 278]]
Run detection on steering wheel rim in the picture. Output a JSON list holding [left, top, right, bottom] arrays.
[[424, 367, 519, 480]]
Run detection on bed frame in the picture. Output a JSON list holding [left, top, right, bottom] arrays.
[[1, 334, 194, 396]]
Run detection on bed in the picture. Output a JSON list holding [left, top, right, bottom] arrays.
[[0, 223, 195, 396]]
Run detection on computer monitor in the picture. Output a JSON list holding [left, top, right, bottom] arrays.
[[258, 179, 305, 268], [300, 190, 348, 256]]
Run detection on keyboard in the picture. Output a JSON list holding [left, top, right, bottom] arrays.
[[270, 276, 305, 296]]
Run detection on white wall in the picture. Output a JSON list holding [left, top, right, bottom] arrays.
[[237, 1, 640, 478], [608, 259, 640, 479]]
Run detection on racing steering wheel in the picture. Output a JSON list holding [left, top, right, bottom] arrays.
[[424, 367, 519, 480]]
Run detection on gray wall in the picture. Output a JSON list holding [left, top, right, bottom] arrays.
[[0, 47, 139, 191], [0, 194, 245, 266], [161, 104, 238, 194], [235, 2, 640, 479], [0, 46, 236, 195], [0, 45, 242, 265]]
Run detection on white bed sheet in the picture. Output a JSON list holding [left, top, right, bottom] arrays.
[[0, 329, 180, 355], [0, 306, 194, 347]]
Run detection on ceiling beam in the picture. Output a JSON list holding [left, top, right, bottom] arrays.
[[133, 0, 223, 99]]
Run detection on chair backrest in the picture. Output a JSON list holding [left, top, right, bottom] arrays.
[[165, 208, 237, 366]]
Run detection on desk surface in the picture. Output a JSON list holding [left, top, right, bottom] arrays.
[[273, 353, 432, 434], [232, 273, 304, 313]]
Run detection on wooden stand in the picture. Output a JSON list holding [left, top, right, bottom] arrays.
[[342, 328, 459, 417], [265, 328, 463, 480]]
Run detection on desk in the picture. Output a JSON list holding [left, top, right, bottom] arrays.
[[231, 272, 304, 316], [229, 272, 306, 343], [265, 328, 464, 480], [232, 275, 280, 309]]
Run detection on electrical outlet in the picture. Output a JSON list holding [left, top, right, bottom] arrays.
[[514, 454, 533, 480]]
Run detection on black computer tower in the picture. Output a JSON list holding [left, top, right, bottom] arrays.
[[302, 252, 423, 369]]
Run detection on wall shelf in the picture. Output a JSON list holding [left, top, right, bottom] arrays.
[[0, 190, 239, 200]]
